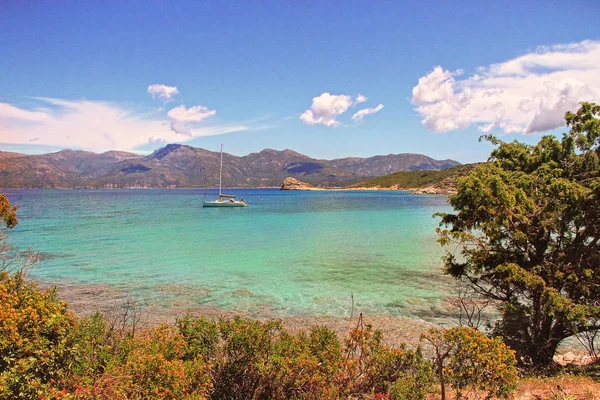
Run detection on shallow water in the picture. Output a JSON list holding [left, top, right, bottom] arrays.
[[5, 189, 455, 320]]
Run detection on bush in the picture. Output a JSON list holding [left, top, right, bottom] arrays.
[[422, 327, 518, 400], [0, 271, 78, 399], [175, 314, 434, 399], [378, 348, 435, 400], [121, 324, 211, 398], [70, 324, 211, 399]]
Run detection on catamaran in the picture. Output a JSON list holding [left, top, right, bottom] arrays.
[[202, 145, 248, 207]]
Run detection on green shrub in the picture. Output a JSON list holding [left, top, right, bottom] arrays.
[[374, 347, 434, 400], [177, 314, 220, 361], [422, 327, 518, 400]]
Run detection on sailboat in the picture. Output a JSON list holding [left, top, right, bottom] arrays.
[[202, 145, 249, 207]]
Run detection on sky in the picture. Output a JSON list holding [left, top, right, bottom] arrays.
[[1, 1, 599, 163]]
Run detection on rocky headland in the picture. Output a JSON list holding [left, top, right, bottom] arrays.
[[281, 177, 323, 190]]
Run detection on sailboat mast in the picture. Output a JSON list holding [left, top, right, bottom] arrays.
[[219, 144, 223, 196]]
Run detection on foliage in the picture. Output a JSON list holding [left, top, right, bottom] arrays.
[[351, 163, 477, 189], [339, 313, 434, 398], [0, 194, 18, 230], [437, 102, 600, 366], [0, 280, 440, 400], [0, 272, 78, 399], [422, 327, 518, 400], [0, 193, 38, 274], [0, 274, 520, 400]]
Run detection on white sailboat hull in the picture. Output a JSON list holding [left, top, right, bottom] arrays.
[[202, 200, 248, 207]]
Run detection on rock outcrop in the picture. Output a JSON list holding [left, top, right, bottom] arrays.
[[281, 177, 316, 190], [412, 177, 458, 195]]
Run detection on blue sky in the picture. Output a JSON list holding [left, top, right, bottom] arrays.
[[1, 1, 599, 163]]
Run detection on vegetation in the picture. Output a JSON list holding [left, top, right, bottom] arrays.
[[0, 269, 521, 400], [437, 102, 600, 366], [422, 327, 518, 400], [350, 163, 477, 189], [0, 192, 517, 398]]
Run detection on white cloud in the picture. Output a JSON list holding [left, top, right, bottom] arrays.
[[148, 137, 167, 144], [166, 105, 216, 136], [0, 98, 246, 152], [0, 102, 51, 122], [300, 93, 377, 127], [147, 84, 179, 102], [412, 40, 600, 134], [352, 104, 384, 122], [412, 66, 456, 105]]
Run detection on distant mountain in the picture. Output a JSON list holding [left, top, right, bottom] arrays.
[[0, 144, 460, 189]]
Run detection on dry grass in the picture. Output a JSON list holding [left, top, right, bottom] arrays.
[[515, 375, 600, 400], [421, 375, 600, 400]]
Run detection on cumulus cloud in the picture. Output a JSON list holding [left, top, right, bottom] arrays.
[[166, 105, 217, 136], [147, 84, 179, 102], [412, 40, 600, 134], [352, 104, 384, 122], [0, 98, 246, 152], [300, 93, 379, 127]]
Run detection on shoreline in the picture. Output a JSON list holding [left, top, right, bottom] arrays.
[[37, 279, 441, 348], [3, 186, 451, 194], [37, 279, 588, 356]]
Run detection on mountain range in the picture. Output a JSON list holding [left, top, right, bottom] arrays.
[[0, 144, 460, 189]]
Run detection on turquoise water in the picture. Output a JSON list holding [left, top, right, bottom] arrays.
[[5, 189, 454, 319]]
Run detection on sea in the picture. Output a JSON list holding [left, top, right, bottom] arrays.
[[4, 189, 456, 321]]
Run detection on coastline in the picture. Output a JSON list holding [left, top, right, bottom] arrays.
[[281, 186, 455, 194], [3, 186, 452, 194], [38, 279, 440, 348], [39, 279, 589, 357], [280, 176, 456, 194]]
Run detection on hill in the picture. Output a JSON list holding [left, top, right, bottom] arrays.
[[348, 163, 478, 193], [0, 144, 460, 189]]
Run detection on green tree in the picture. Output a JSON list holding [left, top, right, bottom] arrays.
[[437, 102, 600, 366]]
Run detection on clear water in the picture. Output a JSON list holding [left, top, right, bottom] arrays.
[[5, 189, 454, 319]]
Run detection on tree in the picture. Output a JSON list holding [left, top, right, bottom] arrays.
[[0, 194, 18, 230], [437, 102, 600, 366], [0, 194, 38, 273]]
